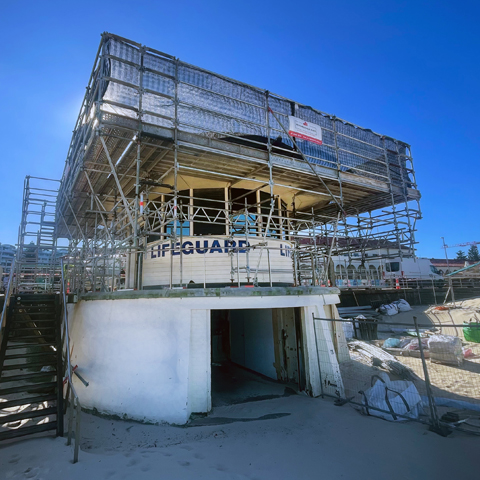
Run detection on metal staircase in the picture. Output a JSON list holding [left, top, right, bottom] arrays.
[[0, 176, 82, 461], [16, 177, 61, 293], [0, 294, 63, 441]]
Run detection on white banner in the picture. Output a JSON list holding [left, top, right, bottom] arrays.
[[288, 116, 323, 145]]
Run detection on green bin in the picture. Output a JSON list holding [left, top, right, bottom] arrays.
[[463, 322, 480, 343]]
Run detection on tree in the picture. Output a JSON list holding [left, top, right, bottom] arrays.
[[456, 250, 467, 260], [467, 245, 480, 262]]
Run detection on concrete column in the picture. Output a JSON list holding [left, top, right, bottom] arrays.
[[188, 309, 211, 415]]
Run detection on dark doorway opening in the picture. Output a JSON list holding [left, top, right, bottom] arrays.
[[210, 308, 305, 407]]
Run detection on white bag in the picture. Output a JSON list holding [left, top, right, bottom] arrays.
[[361, 372, 422, 421], [428, 334, 463, 366], [342, 320, 354, 339], [394, 299, 412, 312], [378, 303, 399, 316]]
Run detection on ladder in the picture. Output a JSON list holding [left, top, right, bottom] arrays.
[[16, 177, 61, 293]]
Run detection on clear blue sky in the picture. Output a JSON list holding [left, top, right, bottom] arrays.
[[0, 0, 478, 258]]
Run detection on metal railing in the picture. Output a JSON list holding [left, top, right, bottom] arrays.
[[60, 258, 82, 463], [0, 257, 16, 346], [63, 240, 298, 292]]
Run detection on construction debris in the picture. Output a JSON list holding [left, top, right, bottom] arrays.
[[377, 299, 412, 316], [428, 334, 464, 366], [349, 340, 415, 380]]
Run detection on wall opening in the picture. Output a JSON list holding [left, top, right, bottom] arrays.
[[210, 307, 305, 407]]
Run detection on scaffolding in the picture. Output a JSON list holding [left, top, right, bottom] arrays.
[[15, 176, 61, 292], [54, 32, 421, 292]]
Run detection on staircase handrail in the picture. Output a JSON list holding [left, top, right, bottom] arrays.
[[60, 257, 82, 463], [1, 257, 16, 339]]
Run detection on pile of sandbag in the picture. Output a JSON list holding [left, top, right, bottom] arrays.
[[381, 333, 465, 364], [378, 303, 399, 316], [377, 299, 412, 316]]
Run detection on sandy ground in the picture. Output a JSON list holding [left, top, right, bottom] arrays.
[[0, 395, 478, 480], [344, 302, 480, 410], [426, 298, 480, 340]]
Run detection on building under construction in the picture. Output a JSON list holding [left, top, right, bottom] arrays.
[[4, 33, 422, 427], [54, 32, 420, 291]]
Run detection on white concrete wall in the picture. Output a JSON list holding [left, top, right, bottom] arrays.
[[229, 309, 276, 379], [67, 299, 193, 424], [143, 236, 294, 287], [67, 290, 340, 425]]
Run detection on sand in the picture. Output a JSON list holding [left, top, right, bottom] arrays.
[[0, 394, 478, 480], [2, 300, 480, 478], [426, 297, 480, 340], [348, 300, 480, 411]]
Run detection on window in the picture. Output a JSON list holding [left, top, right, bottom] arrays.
[[165, 222, 190, 237], [230, 213, 257, 237], [335, 265, 346, 279], [192, 189, 227, 236], [386, 262, 400, 272], [347, 265, 357, 279], [430, 265, 441, 275], [358, 265, 367, 280]]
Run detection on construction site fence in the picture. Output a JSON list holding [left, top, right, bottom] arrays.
[[312, 315, 480, 436]]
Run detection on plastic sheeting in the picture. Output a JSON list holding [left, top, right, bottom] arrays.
[[94, 37, 411, 186]]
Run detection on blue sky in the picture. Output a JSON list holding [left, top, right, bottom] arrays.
[[0, 0, 478, 258]]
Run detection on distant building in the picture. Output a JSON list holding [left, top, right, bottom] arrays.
[[446, 261, 480, 279], [0, 243, 16, 274], [0, 242, 68, 275], [430, 258, 468, 276]]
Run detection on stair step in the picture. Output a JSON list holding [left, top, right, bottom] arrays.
[[0, 394, 57, 409], [8, 335, 56, 341], [12, 310, 56, 316], [0, 382, 57, 396], [10, 324, 56, 330], [13, 304, 56, 309], [13, 301, 56, 305], [5, 352, 56, 360], [13, 299, 56, 303], [8, 327, 56, 332], [15, 295, 56, 300], [14, 300, 56, 304], [13, 303, 56, 308], [0, 371, 57, 383], [2, 360, 57, 371], [13, 302, 55, 313], [11, 314, 56, 320], [0, 421, 57, 441], [6, 343, 56, 350], [12, 303, 57, 311], [0, 407, 57, 426]]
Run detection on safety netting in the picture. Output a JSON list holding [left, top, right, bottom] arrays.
[[84, 36, 413, 187]]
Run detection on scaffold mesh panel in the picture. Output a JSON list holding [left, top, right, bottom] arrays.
[[66, 35, 414, 193]]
